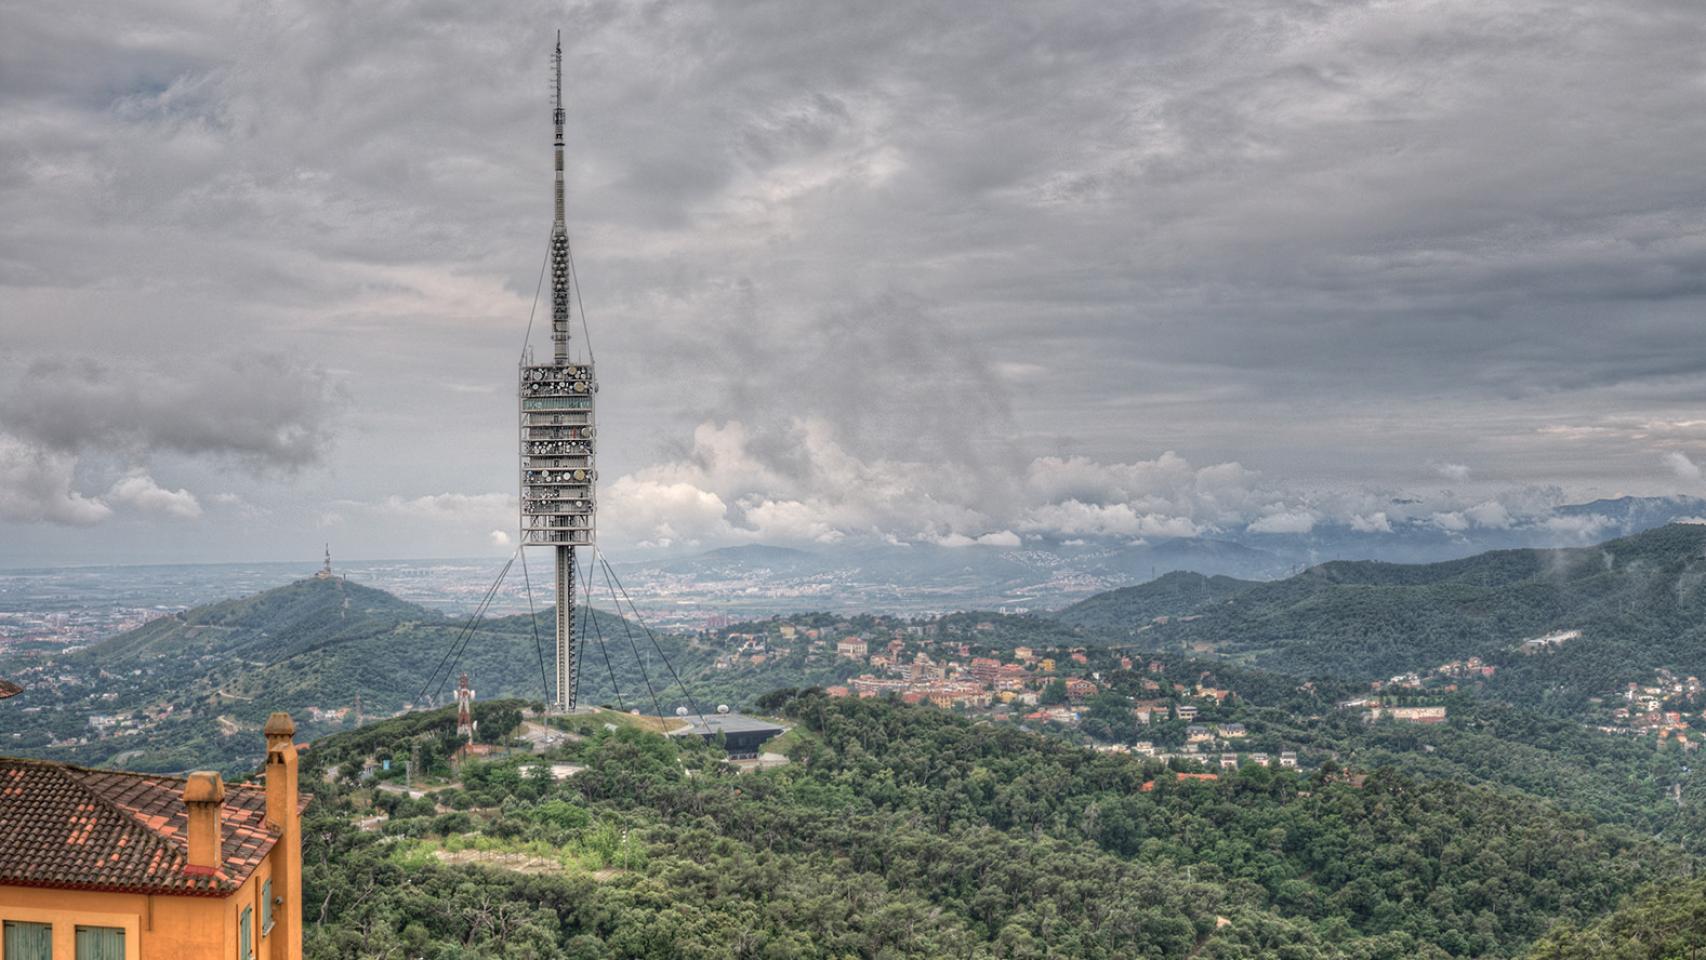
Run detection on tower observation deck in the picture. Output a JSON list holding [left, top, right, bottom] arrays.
[[521, 34, 595, 712]]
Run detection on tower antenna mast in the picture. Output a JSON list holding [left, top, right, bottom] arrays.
[[551, 31, 570, 363], [520, 31, 597, 712]]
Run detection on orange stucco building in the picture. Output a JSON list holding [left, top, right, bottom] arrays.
[[0, 713, 306, 960]]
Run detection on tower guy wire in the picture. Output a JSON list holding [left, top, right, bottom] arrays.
[[577, 553, 625, 712], [416, 550, 517, 707], [519, 545, 552, 704], [598, 549, 707, 724], [597, 555, 664, 722]]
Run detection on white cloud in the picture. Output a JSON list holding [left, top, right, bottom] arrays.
[[489, 529, 512, 547], [1430, 511, 1470, 532], [1543, 513, 1616, 539], [1247, 509, 1317, 535], [1465, 500, 1513, 529], [935, 530, 1023, 548], [603, 477, 733, 549], [1349, 511, 1392, 533], [741, 498, 847, 544], [1431, 462, 1473, 482], [0, 434, 112, 526], [367, 492, 515, 523], [1664, 451, 1701, 482], [1020, 500, 1144, 538], [106, 473, 203, 519]]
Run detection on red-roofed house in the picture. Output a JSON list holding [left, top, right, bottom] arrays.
[[0, 713, 307, 960]]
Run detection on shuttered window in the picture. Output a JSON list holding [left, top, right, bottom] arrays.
[[73, 926, 122, 960], [4, 921, 53, 960], [261, 878, 274, 934], [239, 907, 252, 960]]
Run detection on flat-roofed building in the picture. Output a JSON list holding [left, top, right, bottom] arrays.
[[667, 713, 786, 759]]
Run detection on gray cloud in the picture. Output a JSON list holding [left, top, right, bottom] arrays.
[[1, 354, 341, 471], [3, 0, 1706, 560]]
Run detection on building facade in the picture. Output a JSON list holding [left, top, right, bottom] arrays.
[[0, 713, 306, 960]]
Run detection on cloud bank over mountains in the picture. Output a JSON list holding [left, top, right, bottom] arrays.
[[595, 416, 1668, 553]]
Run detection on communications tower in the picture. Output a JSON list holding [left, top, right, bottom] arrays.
[[520, 33, 596, 712], [455, 673, 475, 743]]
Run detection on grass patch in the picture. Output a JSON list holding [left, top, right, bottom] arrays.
[[387, 821, 647, 875]]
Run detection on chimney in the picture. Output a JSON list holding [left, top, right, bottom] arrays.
[[264, 712, 298, 831], [182, 771, 225, 874], [264, 712, 303, 960]]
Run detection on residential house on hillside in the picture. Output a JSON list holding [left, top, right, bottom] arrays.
[[1064, 678, 1099, 704], [0, 713, 307, 960]]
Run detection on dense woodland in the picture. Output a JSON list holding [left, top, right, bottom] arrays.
[[1523, 877, 1706, 959], [299, 695, 1683, 959]]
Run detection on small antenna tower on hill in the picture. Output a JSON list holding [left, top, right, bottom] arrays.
[[455, 673, 476, 743]]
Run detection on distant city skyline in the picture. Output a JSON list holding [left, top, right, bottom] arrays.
[[4, 1, 1706, 564]]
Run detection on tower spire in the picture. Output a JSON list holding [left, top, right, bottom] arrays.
[[550, 31, 570, 364]]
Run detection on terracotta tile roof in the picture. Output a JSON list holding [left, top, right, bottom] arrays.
[[0, 756, 305, 896]]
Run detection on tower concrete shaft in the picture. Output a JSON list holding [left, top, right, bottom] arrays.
[[555, 545, 578, 710]]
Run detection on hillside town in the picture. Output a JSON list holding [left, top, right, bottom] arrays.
[[700, 611, 1319, 771]]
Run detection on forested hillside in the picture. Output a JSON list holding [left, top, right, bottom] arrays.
[[0, 577, 708, 773], [1524, 877, 1706, 959], [300, 695, 1680, 959], [1054, 569, 1257, 632], [1055, 523, 1706, 699]]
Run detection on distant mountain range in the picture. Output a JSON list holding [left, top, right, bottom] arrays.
[[1050, 521, 1706, 706], [616, 495, 1706, 616], [15, 514, 1706, 774]]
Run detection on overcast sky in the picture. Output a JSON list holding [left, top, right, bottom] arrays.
[[3, 0, 1706, 565]]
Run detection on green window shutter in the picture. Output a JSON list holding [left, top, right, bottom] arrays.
[[261, 878, 274, 934], [4, 921, 54, 960], [239, 907, 252, 960], [73, 926, 123, 960]]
